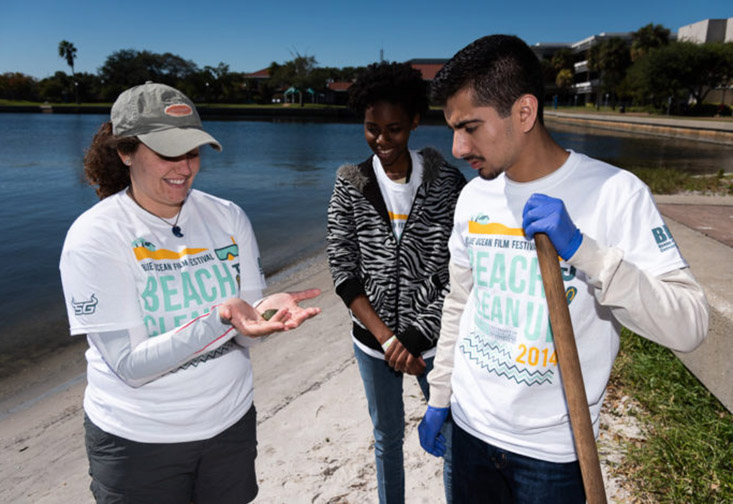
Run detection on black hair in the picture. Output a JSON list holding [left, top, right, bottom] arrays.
[[347, 61, 429, 120], [430, 35, 545, 123]]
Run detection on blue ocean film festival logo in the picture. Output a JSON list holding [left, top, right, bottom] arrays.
[[132, 237, 156, 251], [652, 225, 678, 252], [72, 294, 98, 315]]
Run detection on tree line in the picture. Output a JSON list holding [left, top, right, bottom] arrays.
[[2, 25, 733, 115], [544, 23, 733, 115], [1, 42, 364, 106]]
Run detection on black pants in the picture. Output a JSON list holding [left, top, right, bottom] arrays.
[[84, 406, 258, 504]]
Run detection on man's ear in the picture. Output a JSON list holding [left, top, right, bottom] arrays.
[[514, 94, 538, 133]]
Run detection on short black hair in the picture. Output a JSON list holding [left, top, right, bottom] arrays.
[[430, 35, 545, 123], [348, 61, 429, 120]]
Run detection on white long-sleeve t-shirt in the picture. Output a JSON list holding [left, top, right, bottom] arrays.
[[60, 189, 266, 443], [428, 151, 709, 463]]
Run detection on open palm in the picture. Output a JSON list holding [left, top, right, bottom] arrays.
[[257, 289, 322, 330]]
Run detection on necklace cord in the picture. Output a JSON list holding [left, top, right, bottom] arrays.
[[127, 188, 185, 237]]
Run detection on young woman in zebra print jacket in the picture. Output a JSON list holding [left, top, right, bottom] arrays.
[[326, 61, 466, 504], [328, 146, 466, 359]]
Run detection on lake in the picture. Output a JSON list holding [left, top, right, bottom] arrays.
[[0, 112, 731, 356]]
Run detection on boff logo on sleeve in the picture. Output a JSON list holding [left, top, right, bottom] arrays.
[[652, 225, 678, 252]]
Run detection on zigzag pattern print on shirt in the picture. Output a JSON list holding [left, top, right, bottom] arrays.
[[171, 340, 237, 374], [460, 331, 555, 387]]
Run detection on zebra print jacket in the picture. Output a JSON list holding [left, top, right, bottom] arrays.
[[327, 147, 466, 356]]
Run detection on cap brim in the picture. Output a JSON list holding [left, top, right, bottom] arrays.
[[138, 128, 222, 157]]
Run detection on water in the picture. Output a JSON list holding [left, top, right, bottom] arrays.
[[0, 113, 731, 356]]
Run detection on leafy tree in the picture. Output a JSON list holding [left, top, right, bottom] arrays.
[[631, 23, 671, 62], [202, 62, 238, 102], [0, 72, 38, 101], [555, 68, 574, 90], [588, 37, 631, 107], [626, 41, 733, 113], [58, 40, 79, 103], [38, 71, 72, 102], [551, 48, 575, 72], [37, 71, 101, 103], [98, 49, 199, 100], [270, 51, 319, 106], [334, 66, 363, 82]]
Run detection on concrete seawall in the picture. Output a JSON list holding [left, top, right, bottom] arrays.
[[653, 195, 733, 413], [546, 110, 733, 146]]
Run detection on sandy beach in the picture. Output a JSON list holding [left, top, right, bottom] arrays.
[[0, 247, 645, 504]]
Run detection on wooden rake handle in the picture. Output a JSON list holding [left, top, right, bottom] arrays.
[[534, 233, 607, 504]]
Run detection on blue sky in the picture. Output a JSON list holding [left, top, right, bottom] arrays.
[[1, 0, 730, 79]]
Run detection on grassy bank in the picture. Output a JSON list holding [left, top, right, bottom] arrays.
[[609, 329, 733, 503], [631, 168, 733, 195]]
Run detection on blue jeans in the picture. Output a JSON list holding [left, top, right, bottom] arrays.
[[452, 423, 585, 504], [354, 344, 453, 504]]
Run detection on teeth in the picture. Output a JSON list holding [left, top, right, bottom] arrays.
[[167, 179, 185, 185]]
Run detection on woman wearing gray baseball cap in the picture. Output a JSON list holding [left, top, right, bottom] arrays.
[[60, 82, 321, 503]]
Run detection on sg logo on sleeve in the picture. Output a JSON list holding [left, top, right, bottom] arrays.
[[72, 294, 99, 315]]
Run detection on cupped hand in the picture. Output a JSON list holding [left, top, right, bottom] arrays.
[[218, 298, 291, 337], [256, 288, 322, 330]]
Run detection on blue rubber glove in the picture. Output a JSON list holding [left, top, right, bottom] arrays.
[[418, 406, 449, 457], [522, 193, 583, 260]]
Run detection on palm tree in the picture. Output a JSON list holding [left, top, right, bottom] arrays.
[[631, 24, 670, 62], [58, 40, 78, 103]]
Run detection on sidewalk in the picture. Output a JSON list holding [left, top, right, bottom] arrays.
[[654, 193, 733, 412]]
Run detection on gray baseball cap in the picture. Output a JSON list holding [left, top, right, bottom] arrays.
[[111, 82, 222, 157]]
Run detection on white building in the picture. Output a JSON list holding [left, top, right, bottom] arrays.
[[678, 18, 733, 106], [678, 18, 733, 43]]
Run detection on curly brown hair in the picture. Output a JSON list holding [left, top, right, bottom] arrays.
[[347, 61, 429, 120], [83, 122, 141, 199]]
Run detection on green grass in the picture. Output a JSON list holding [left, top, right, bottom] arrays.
[[0, 98, 42, 106], [629, 167, 733, 195], [610, 329, 733, 503]]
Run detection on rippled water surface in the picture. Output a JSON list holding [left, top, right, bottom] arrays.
[[0, 112, 731, 353]]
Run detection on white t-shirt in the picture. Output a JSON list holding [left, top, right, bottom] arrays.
[[373, 149, 424, 241], [354, 150, 436, 360], [60, 189, 266, 443], [448, 151, 687, 462]]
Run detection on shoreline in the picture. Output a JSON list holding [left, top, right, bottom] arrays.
[[4, 104, 732, 145]]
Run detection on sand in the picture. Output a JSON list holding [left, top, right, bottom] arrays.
[[0, 252, 632, 504]]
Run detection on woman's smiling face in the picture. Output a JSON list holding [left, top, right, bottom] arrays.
[[123, 143, 200, 218], [363, 100, 418, 170]]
